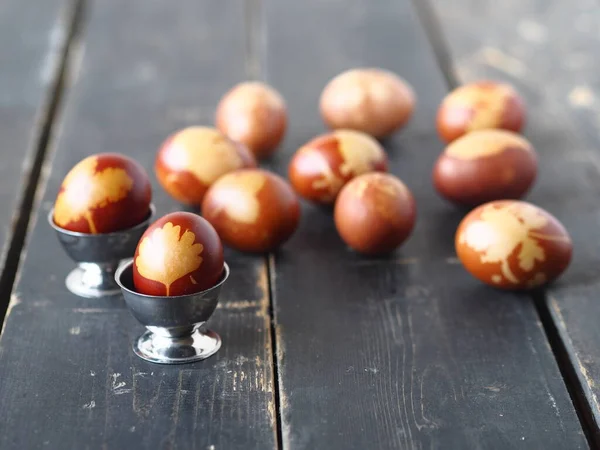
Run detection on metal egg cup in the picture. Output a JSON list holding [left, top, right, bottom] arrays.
[[48, 205, 155, 298], [115, 260, 229, 365]]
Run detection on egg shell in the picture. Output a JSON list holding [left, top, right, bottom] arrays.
[[53, 153, 152, 234], [433, 129, 537, 206], [201, 169, 300, 253], [133, 212, 224, 296], [334, 173, 416, 255], [436, 81, 526, 143], [216, 81, 287, 159], [455, 200, 572, 290], [288, 129, 388, 205], [155, 126, 256, 207], [320, 68, 415, 137]]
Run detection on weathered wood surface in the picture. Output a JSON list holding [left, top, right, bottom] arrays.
[[0, 0, 76, 320], [429, 0, 600, 444], [264, 0, 587, 448], [0, 1, 276, 449]]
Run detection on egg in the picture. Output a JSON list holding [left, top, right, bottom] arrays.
[[436, 80, 526, 143], [433, 129, 537, 206], [133, 212, 224, 296], [202, 169, 300, 253], [288, 129, 388, 205], [319, 68, 415, 137], [334, 173, 416, 255], [155, 126, 256, 207], [53, 153, 152, 234], [455, 200, 572, 290], [216, 81, 287, 159]]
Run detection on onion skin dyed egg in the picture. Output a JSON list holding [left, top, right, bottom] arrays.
[[288, 129, 388, 205], [155, 126, 256, 207], [53, 153, 152, 234], [436, 81, 526, 143], [133, 212, 224, 296], [216, 81, 287, 159], [334, 173, 416, 255], [320, 68, 415, 138], [433, 129, 537, 206], [455, 200, 572, 290], [202, 169, 300, 253]]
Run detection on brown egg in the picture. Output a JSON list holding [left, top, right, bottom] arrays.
[[334, 173, 416, 255], [433, 129, 537, 206], [216, 81, 287, 159], [455, 200, 572, 290], [133, 212, 224, 296], [288, 129, 388, 205], [320, 68, 415, 138], [437, 80, 526, 143], [53, 153, 152, 234], [202, 169, 300, 253], [155, 126, 256, 207]]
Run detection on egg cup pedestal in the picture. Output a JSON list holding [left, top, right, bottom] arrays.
[[115, 260, 229, 364], [48, 205, 155, 298]]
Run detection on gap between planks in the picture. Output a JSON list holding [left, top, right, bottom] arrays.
[[413, 0, 597, 447], [245, 0, 282, 447], [0, 0, 86, 328]]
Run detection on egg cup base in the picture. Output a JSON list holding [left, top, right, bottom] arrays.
[[133, 327, 221, 364], [66, 262, 122, 298]]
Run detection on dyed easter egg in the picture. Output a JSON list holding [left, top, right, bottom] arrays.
[[155, 126, 256, 207], [455, 200, 572, 289], [202, 169, 300, 253], [133, 212, 224, 296], [53, 153, 152, 234]]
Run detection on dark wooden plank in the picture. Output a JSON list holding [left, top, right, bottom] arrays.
[[0, 1, 276, 449], [0, 0, 76, 319], [263, 0, 587, 448], [428, 0, 600, 443]]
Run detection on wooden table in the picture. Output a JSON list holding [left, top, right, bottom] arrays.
[[0, 0, 598, 448]]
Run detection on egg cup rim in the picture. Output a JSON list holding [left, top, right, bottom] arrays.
[[115, 259, 230, 300], [48, 203, 156, 238]]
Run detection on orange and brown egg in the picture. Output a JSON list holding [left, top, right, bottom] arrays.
[[216, 81, 287, 159], [455, 200, 572, 290], [202, 168, 300, 253], [155, 126, 256, 207], [133, 212, 224, 296], [53, 153, 152, 234], [288, 129, 388, 205], [320, 68, 415, 138], [436, 81, 526, 143], [334, 172, 416, 255], [433, 129, 537, 207]]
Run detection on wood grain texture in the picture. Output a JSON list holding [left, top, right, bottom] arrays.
[[429, 0, 600, 443], [0, 0, 75, 319], [0, 1, 276, 449], [263, 0, 587, 448]]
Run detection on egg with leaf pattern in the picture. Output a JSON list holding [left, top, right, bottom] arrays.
[[433, 129, 537, 206], [455, 200, 572, 290], [437, 81, 526, 143], [53, 153, 152, 234], [202, 168, 300, 253], [155, 126, 256, 207], [133, 212, 224, 296], [288, 129, 388, 205]]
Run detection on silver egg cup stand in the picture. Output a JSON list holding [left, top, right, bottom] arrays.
[[48, 205, 155, 298], [115, 260, 229, 364]]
